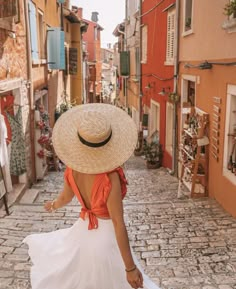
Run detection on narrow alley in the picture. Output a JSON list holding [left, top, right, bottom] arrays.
[[0, 156, 236, 289]]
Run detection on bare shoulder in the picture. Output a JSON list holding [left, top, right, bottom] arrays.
[[107, 171, 122, 194], [107, 171, 120, 183]]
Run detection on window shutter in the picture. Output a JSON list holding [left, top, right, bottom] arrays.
[[57, 0, 65, 3], [141, 26, 147, 63], [120, 51, 130, 76], [0, 0, 17, 18], [28, 1, 39, 60], [166, 11, 175, 63], [60, 31, 65, 69], [135, 47, 140, 79], [47, 27, 65, 70]]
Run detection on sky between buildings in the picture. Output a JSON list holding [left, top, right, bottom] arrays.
[[70, 0, 125, 48]]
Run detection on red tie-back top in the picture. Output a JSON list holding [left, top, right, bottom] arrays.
[[64, 167, 127, 230]]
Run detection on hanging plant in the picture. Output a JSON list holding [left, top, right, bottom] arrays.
[[224, 0, 236, 18]]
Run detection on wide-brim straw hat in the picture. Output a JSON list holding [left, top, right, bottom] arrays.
[[52, 103, 138, 174]]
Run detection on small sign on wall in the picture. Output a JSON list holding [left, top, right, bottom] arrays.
[[69, 48, 78, 75], [211, 97, 222, 162]]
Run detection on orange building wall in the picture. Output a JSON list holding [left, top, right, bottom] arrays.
[[179, 62, 236, 216], [178, 0, 236, 216], [0, 0, 27, 80]]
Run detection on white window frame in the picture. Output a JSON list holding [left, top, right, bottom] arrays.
[[38, 9, 46, 61], [223, 84, 236, 185], [141, 25, 147, 64], [165, 8, 175, 65], [182, 0, 194, 37], [135, 0, 139, 12], [165, 102, 174, 155], [150, 100, 160, 137]]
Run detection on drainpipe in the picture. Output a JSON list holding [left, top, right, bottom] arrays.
[[24, 0, 36, 182], [138, 0, 143, 149], [171, 0, 180, 176], [124, 0, 128, 109]]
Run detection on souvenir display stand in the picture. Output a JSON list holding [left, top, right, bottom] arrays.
[[35, 110, 48, 179], [35, 108, 58, 180], [179, 106, 209, 198]]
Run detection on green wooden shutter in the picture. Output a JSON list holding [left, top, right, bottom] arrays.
[[120, 51, 130, 76], [28, 1, 39, 60]]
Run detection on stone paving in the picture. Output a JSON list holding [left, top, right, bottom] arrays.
[[0, 156, 236, 289]]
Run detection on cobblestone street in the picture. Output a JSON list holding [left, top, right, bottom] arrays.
[[0, 156, 236, 289]]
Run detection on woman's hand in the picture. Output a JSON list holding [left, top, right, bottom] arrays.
[[44, 200, 55, 212], [126, 267, 143, 289]]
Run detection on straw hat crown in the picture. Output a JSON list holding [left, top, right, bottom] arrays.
[[77, 111, 112, 144]]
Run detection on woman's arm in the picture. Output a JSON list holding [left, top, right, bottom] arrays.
[[106, 172, 143, 289], [44, 180, 74, 212]]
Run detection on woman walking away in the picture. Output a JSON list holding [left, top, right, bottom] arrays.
[[23, 103, 160, 289]]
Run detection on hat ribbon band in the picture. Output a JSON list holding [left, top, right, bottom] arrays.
[[78, 131, 112, 148]]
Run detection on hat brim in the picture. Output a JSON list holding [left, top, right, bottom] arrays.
[[52, 103, 138, 174]]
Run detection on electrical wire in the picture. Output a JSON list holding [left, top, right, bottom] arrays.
[[128, 73, 174, 81], [184, 61, 236, 70], [136, 0, 165, 19]]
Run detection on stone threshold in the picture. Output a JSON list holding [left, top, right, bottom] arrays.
[[7, 183, 27, 207]]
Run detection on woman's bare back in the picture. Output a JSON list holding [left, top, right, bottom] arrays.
[[72, 171, 97, 209]]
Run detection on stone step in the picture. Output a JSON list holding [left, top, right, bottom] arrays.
[[19, 189, 39, 204]]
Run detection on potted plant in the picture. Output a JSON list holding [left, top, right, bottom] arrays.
[[143, 139, 162, 169], [224, 0, 236, 18]]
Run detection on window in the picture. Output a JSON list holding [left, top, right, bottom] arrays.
[[94, 27, 98, 40], [166, 9, 175, 65], [150, 100, 160, 136], [165, 102, 174, 155], [223, 85, 236, 185], [141, 25, 147, 63], [183, 0, 193, 33], [120, 51, 130, 76], [28, 1, 39, 61], [187, 81, 196, 107], [38, 10, 46, 60]]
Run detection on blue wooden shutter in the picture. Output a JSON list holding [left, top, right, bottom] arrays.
[[47, 27, 65, 70], [57, 0, 65, 3], [28, 1, 39, 60], [60, 31, 65, 69]]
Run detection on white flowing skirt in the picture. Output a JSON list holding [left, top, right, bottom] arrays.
[[23, 217, 160, 289]]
